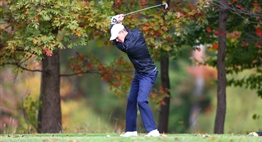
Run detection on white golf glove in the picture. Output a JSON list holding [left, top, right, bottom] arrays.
[[111, 15, 120, 24]]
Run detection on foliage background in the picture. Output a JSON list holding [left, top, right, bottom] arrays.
[[1, 43, 261, 134], [0, 0, 261, 134]]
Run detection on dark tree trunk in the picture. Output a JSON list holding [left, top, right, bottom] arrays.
[[214, 0, 228, 134], [158, 56, 170, 133], [37, 94, 42, 133], [38, 49, 62, 133], [156, 0, 171, 133]]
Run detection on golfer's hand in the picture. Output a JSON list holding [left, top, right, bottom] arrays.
[[117, 14, 125, 24], [111, 14, 125, 24]]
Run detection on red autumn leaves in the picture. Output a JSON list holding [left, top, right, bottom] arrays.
[[206, 27, 225, 36], [256, 29, 262, 48], [206, 27, 262, 49], [230, 0, 259, 11], [42, 47, 53, 56], [256, 29, 262, 37], [231, 1, 259, 9]]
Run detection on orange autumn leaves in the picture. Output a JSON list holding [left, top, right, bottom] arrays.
[[114, 0, 147, 5], [69, 52, 170, 102], [69, 53, 133, 97], [150, 86, 169, 105], [205, 27, 220, 50]]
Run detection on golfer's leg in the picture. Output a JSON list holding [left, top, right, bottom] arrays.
[[137, 71, 158, 132], [126, 74, 139, 131]]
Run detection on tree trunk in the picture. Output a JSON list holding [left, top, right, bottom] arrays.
[[37, 94, 42, 133], [158, 56, 170, 133], [214, 0, 228, 134], [38, 49, 62, 133]]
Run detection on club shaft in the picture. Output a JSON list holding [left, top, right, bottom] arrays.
[[124, 4, 162, 16]]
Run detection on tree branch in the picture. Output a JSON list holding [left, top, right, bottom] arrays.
[[3, 62, 133, 77], [60, 70, 99, 77], [213, 1, 262, 21], [4, 62, 43, 73]]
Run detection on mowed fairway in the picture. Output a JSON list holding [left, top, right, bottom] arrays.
[[0, 133, 261, 142]]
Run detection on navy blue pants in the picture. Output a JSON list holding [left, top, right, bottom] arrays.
[[125, 69, 158, 132]]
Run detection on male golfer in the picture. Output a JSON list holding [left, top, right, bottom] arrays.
[[110, 14, 160, 137]]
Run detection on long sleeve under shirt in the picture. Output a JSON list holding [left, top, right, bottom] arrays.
[[111, 24, 156, 74]]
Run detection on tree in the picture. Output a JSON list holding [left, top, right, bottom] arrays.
[[214, 0, 228, 134], [0, 0, 113, 132], [185, 0, 261, 133], [155, 0, 171, 133], [3, 0, 246, 133], [158, 55, 171, 133], [40, 51, 61, 132]]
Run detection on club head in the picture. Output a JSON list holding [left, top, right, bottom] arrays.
[[163, 3, 168, 9]]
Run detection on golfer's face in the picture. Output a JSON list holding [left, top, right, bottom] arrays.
[[116, 30, 125, 43]]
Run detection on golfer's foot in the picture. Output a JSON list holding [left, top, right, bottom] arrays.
[[120, 131, 138, 137], [145, 129, 160, 137], [248, 132, 259, 136]]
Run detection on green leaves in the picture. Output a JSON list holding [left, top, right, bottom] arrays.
[[66, 20, 79, 30], [0, 0, 114, 64]]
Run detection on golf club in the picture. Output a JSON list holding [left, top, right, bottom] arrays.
[[123, 2, 168, 17]]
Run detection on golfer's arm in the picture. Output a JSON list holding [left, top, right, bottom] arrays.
[[122, 25, 130, 32], [113, 41, 126, 52], [109, 24, 129, 52]]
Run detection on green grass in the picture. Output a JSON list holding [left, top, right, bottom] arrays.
[[0, 134, 261, 142]]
